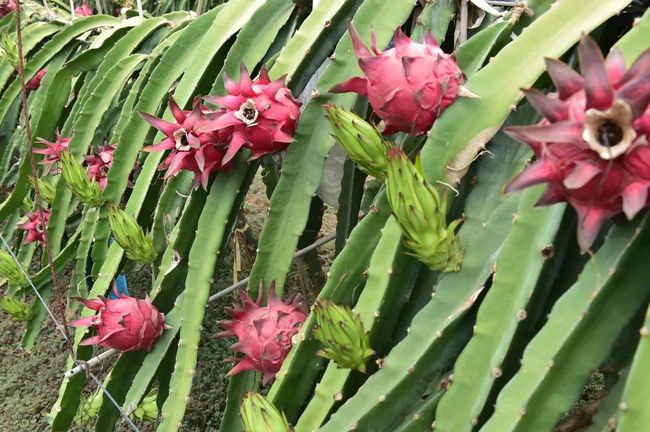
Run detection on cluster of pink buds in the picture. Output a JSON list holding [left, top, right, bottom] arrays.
[[140, 65, 301, 190]]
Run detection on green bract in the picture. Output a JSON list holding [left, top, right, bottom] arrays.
[[240, 392, 292, 432], [0, 295, 33, 321], [59, 150, 104, 207], [0, 249, 28, 287], [107, 203, 157, 264]]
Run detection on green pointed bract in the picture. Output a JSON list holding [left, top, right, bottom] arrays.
[[20, 195, 34, 212], [59, 150, 104, 207], [28, 176, 56, 204], [0, 249, 28, 287], [107, 203, 157, 264], [0, 296, 33, 321], [386, 147, 463, 273], [74, 389, 102, 424], [131, 389, 158, 423], [312, 301, 375, 372], [325, 104, 391, 180], [240, 392, 292, 432]]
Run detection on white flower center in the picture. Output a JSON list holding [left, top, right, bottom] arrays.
[[234, 99, 259, 126], [582, 100, 637, 160], [173, 128, 192, 151]]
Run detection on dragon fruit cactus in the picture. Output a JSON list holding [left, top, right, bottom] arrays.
[[19, 210, 50, 245], [34, 132, 71, 173], [84, 144, 115, 190], [217, 282, 307, 384], [70, 291, 168, 352], [506, 36, 650, 251], [74, 2, 92, 16], [331, 23, 464, 136], [140, 95, 229, 190], [198, 65, 302, 164], [26, 68, 46, 91]]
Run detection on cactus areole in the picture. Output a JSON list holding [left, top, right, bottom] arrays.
[[70, 292, 168, 352], [506, 36, 650, 251], [217, 282, 307, 384], [331, 22, 464, 136]]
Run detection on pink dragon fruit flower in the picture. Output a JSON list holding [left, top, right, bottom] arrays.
[[0, 0, 16, 17], [330, 23, 465, 136], [197, 65, 302, 164], [217, 282, 307, 384], [505, 36, 650, 251], [19, 210, 50, 245], [70, 291, 169, 352], [34, 132, 71, 173], [26, 68, 46, 91], [140, 95, 229, 190], [84, 144, 115, 190], [74, 2, 92, 16]]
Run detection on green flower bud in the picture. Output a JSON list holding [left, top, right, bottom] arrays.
[[325, 104, 391, 180], [60, 150, 104, 207], [240, 392, 292, 432], [107, 203, 157, 264], [131, 389, 158, 423], [0, 249, 28, 287], [385, 147, 463, 273], [21, 195, 34, 212], [28, 176, 56, 204], [75, 389, 102, 424], [312, 301, 375, 372], [0, 296, 33, 321], [0, 32, 18, 69]]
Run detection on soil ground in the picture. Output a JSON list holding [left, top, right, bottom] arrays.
[[0, 175, 336, 431]]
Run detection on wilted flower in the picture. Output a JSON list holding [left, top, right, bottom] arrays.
[[217, 282, 307, 384], [325, 104, 391, 180], [386, 147, 463, 272], [75, 2, 92, 16], [506, 36, 650, 250], [26, 68, 46, 91], [84, 144, 115, 190], [198, 65, 301, 163], [70, 291, 168, 351], [312, 301, 375, 372], [19, 210, 50, 245], [0, 295, 33, 321], [240, 392, 292, 432], [34, 132, 71, 173], [0, 0, 15, 18], [140, 95, 229, 190], [331, 23, 464, 136]]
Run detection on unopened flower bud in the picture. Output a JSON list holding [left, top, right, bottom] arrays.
[[28, 176, 56, 204], [240, 392, 292, 432], [107, 203, 157, 264], [131, 389, 158, 422], [325, 104, 391, 180], [0, 31, 18, 68], [0, 295, 33, 321], [386, 147, 463, 273], [60, 150, 104, 207], [21, 195, 34, 212], [0, 249, 28, 286], [312, 301, 375, 372], [75, 389, 102, 424]]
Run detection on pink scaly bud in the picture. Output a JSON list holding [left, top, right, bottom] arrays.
[[331, 23, 465, 136], [26, 68, 46, 91], [217, 282, 307, 384], [70, 292, 168, 352]]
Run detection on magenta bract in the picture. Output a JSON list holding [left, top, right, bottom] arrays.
[[506, 36, 650, 251], [34, 133, 71, 173], [26, 68, 46, 91], [331, 23, 464, 136], [19, 210, 50, 245]]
